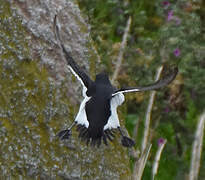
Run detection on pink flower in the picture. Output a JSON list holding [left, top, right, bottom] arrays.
[[175, 17, 181, 25], [162, 1, 170, 8], [158, 138, 165, 146], [164, 107, 170, 113], [174, 48, 180, 57], [167, 10, 174, 21]]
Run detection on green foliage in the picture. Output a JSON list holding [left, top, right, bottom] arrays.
[[125, 114, 138, 136]]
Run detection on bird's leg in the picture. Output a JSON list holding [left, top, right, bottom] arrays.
[[118, 127, 135, 148], [57, 121, 76, 140]]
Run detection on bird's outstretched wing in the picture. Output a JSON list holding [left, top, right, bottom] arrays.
[[54, 15, 93, 90], [112, 66, 178, 96]]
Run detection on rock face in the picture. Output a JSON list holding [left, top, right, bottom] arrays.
[[0, 0, 131, 179]]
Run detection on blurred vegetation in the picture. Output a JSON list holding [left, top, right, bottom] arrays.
[[78, 0, 205, 179]]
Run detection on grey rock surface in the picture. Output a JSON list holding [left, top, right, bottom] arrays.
[[0, 0, 132, 179]]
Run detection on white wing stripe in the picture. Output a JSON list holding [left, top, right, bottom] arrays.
[[112, 88, 140, 96], [67, 65, 90, 126], [67, 66, 87, 97], [75, 96, 90, 128]]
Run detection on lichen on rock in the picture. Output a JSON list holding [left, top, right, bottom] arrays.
[[0, 0, 131, 179]]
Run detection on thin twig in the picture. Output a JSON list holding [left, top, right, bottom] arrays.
[[189, 111, 205, 180], [111, 16, 132, 84], [111, 16, 136, 157], [133, 144, 152, 180], [152, 139, 167, 180], [141, 66, 163, 152]]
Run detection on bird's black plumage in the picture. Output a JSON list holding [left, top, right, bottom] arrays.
[[84, 73, 116, 145], [54, 15, 178, 148]]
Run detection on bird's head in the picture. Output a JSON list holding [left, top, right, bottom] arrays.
[[95, 72, 110, 84]]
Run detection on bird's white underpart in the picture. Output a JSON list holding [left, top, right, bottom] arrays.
[[104, 93, 125, 130], [74, 96, 90, 128]]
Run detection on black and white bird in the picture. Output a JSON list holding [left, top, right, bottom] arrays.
[[54, 16, 178, 148]]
